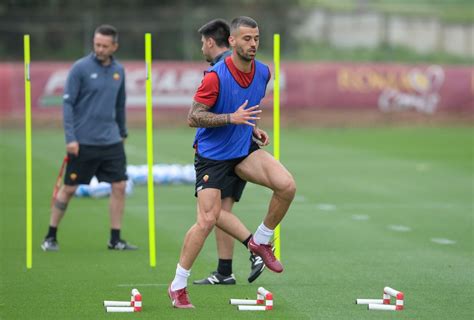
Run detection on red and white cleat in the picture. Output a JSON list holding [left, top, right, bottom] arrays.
[[248, 237, 283, 273], [168, 284, 195, 309]]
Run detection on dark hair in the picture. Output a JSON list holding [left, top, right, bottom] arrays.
[[198, 19, 230, 48], [94, 24, 118, 43], [230, 16, 258, 34]]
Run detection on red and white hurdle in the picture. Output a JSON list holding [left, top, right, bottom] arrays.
[[229, 287, 273, 311], [356, 286, 404, 311], [104, 288, 142, 313]]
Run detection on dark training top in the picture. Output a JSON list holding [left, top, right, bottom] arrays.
[[210, 50, 232, 66], [63, 53, 127, 146]]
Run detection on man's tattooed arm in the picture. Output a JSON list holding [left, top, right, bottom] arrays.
[[187, 100, 231, 128]]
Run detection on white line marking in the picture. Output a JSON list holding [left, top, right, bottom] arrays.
[[316, 203, 336, 211], [352, 214, 369, 221], [117, 283, 168, 287], [299, 202, 470, 209], [388, 225, 412, 232], [416, 163, 431, 172], [431, 238, 456, 245], [338, 203, 468, 209], [294, 195, 306, 202]]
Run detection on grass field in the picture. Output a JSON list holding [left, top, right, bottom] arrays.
[[0, 126, 473, 319]]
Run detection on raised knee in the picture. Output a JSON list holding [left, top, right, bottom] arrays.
[[277, 175, 296, 200]]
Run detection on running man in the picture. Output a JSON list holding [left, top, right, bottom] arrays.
[[168, 16, 296, 308], [193, 18, 266, 286]]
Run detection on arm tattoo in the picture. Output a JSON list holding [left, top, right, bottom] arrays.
[[187, 101, 230, 128]]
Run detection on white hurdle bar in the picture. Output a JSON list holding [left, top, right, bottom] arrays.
[[368, 304, 397, 311], [238, 305, 271, 311], [104, 301, 132, 307], [355, 299, 384, 305], [106, 307, 135, 313], [230, 287, 273, 311], [383, 286, 404, 310], [356, 286, 404, 311], [230, 299, 262, 305], [104, 288, 142, 313]]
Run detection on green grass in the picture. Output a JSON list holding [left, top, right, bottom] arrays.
[[1, 126, 473, 319]]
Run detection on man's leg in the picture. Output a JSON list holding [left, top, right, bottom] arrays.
[[179, 188, 221, 270], [216, 197, 236, 259], [107, 180, 137, 250], [110, 181, 126, 229], [212, 207, 266, 282], [215, 206, 268, 282], [236, 149, 296, 230], [214, 208, 253, 241], [41, 185, 77, 251], [169, 188, 221, 308], [50, 185, 77, 227], [215, 178, 264, 283], [235, 149, 296, 272], [194, 197, 240, 285], [216, 198, 257, 279]]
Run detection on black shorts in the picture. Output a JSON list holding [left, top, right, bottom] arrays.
[[194, 140, 260, 201], [220, 175, 246, 202], [64, 142, 127, 185]]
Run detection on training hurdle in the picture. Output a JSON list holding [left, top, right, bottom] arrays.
[[104, 288, 142, 313], [230, 287, 273, 311], [356, 286, 404, 311]]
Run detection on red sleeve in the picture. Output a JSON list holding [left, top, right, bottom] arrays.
[[193, 71, 219, 107]]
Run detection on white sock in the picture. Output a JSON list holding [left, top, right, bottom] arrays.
[[253, 222, 274, 245], [171, 263, 191, 291]]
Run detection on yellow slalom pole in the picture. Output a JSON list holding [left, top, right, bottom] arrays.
[[24, 35, 33, 269], [273, 34, 281, 260], [145, 33, 156, 267]]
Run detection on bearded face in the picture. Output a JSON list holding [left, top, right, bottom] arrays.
[[230, 26, 259, 62]]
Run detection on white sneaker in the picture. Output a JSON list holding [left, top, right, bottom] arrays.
[[41, 237, 59, 251]]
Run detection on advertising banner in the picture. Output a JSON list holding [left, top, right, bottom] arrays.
[[1, 61, 472, 115]]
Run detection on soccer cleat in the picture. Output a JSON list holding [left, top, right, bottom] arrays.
[[248, 253, 265, 283], [193, 271, 236, 285], [107, 239, 138, 250], [168, 284, 195, 308], [248, 237, 283, 273], [41, 237, 59, 251]]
